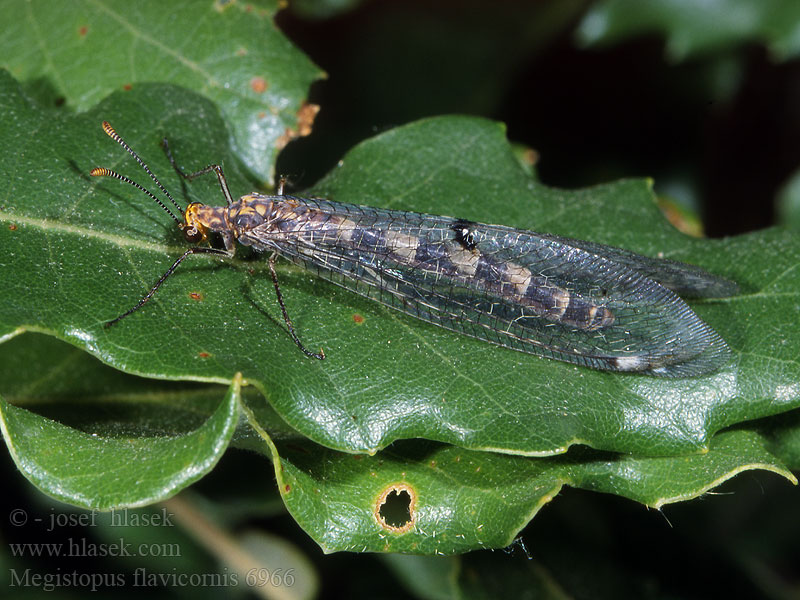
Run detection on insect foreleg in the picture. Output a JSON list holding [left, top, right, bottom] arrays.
[[106, 246, 231, 328], [162, 137, 235, 206]]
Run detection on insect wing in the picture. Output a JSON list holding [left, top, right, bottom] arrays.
[[536, 233, 739, 299], [253, 199, 730, 376], [381, 221, 731, 376]]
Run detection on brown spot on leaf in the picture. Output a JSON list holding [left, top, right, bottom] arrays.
[[284, 484, 291, 493], [236, 47, 247, 57], [274, 102, 320, 150], [123, 83, 132, 91], [521, 148, 539, 167], [189, 291, 203, 301], [198, 351, 211, 358], [353, 313, 364, 324], [275, 129, 293, 150], [296, 102, 320, 136], [8, 223, 17, 231], [375, 483, 416, 533], [250, 76, 267, 94], [658, 197, 704, 238], [78, 25, 88, 37]]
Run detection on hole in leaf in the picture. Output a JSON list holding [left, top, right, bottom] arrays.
[[375, 483, 416, 533]]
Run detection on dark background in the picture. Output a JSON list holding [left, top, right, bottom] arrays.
[[277, 0, 800, 237]]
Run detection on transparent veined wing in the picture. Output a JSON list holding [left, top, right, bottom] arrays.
[[253, 198, 733, 377]]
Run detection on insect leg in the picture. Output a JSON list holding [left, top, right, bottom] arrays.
[[161, 137, 235, 206], [106, 246, 230, 327], [268, 252, 325, 360]]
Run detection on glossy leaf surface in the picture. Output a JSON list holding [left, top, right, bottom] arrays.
[[1, 71, 799, 458]]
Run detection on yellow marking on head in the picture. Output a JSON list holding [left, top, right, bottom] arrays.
[[183, 202, 210, 242]]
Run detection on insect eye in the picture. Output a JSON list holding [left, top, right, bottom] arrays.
[[184, 227, 202, 243]]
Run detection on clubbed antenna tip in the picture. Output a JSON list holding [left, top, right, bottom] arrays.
[[92, 121, 184, 224]]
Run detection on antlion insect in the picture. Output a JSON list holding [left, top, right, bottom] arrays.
[[91, 121, 738, 376]]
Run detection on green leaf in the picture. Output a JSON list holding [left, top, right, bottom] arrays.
[[577, 0, 800, 61], [268, 429, 795, 554], [0, 376, 240, 511], [2, 333, 795, 555], [1, 70, 799, 460], [0, 330, 289, 508], [0, 0, 323, 182]]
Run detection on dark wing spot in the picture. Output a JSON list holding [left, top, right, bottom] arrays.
[[451, 219, 478, 250]]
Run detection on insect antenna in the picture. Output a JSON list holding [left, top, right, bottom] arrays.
[[90, 121, 221, 328], [91, 121, 185, 220], [89, 167, 183, 225]]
